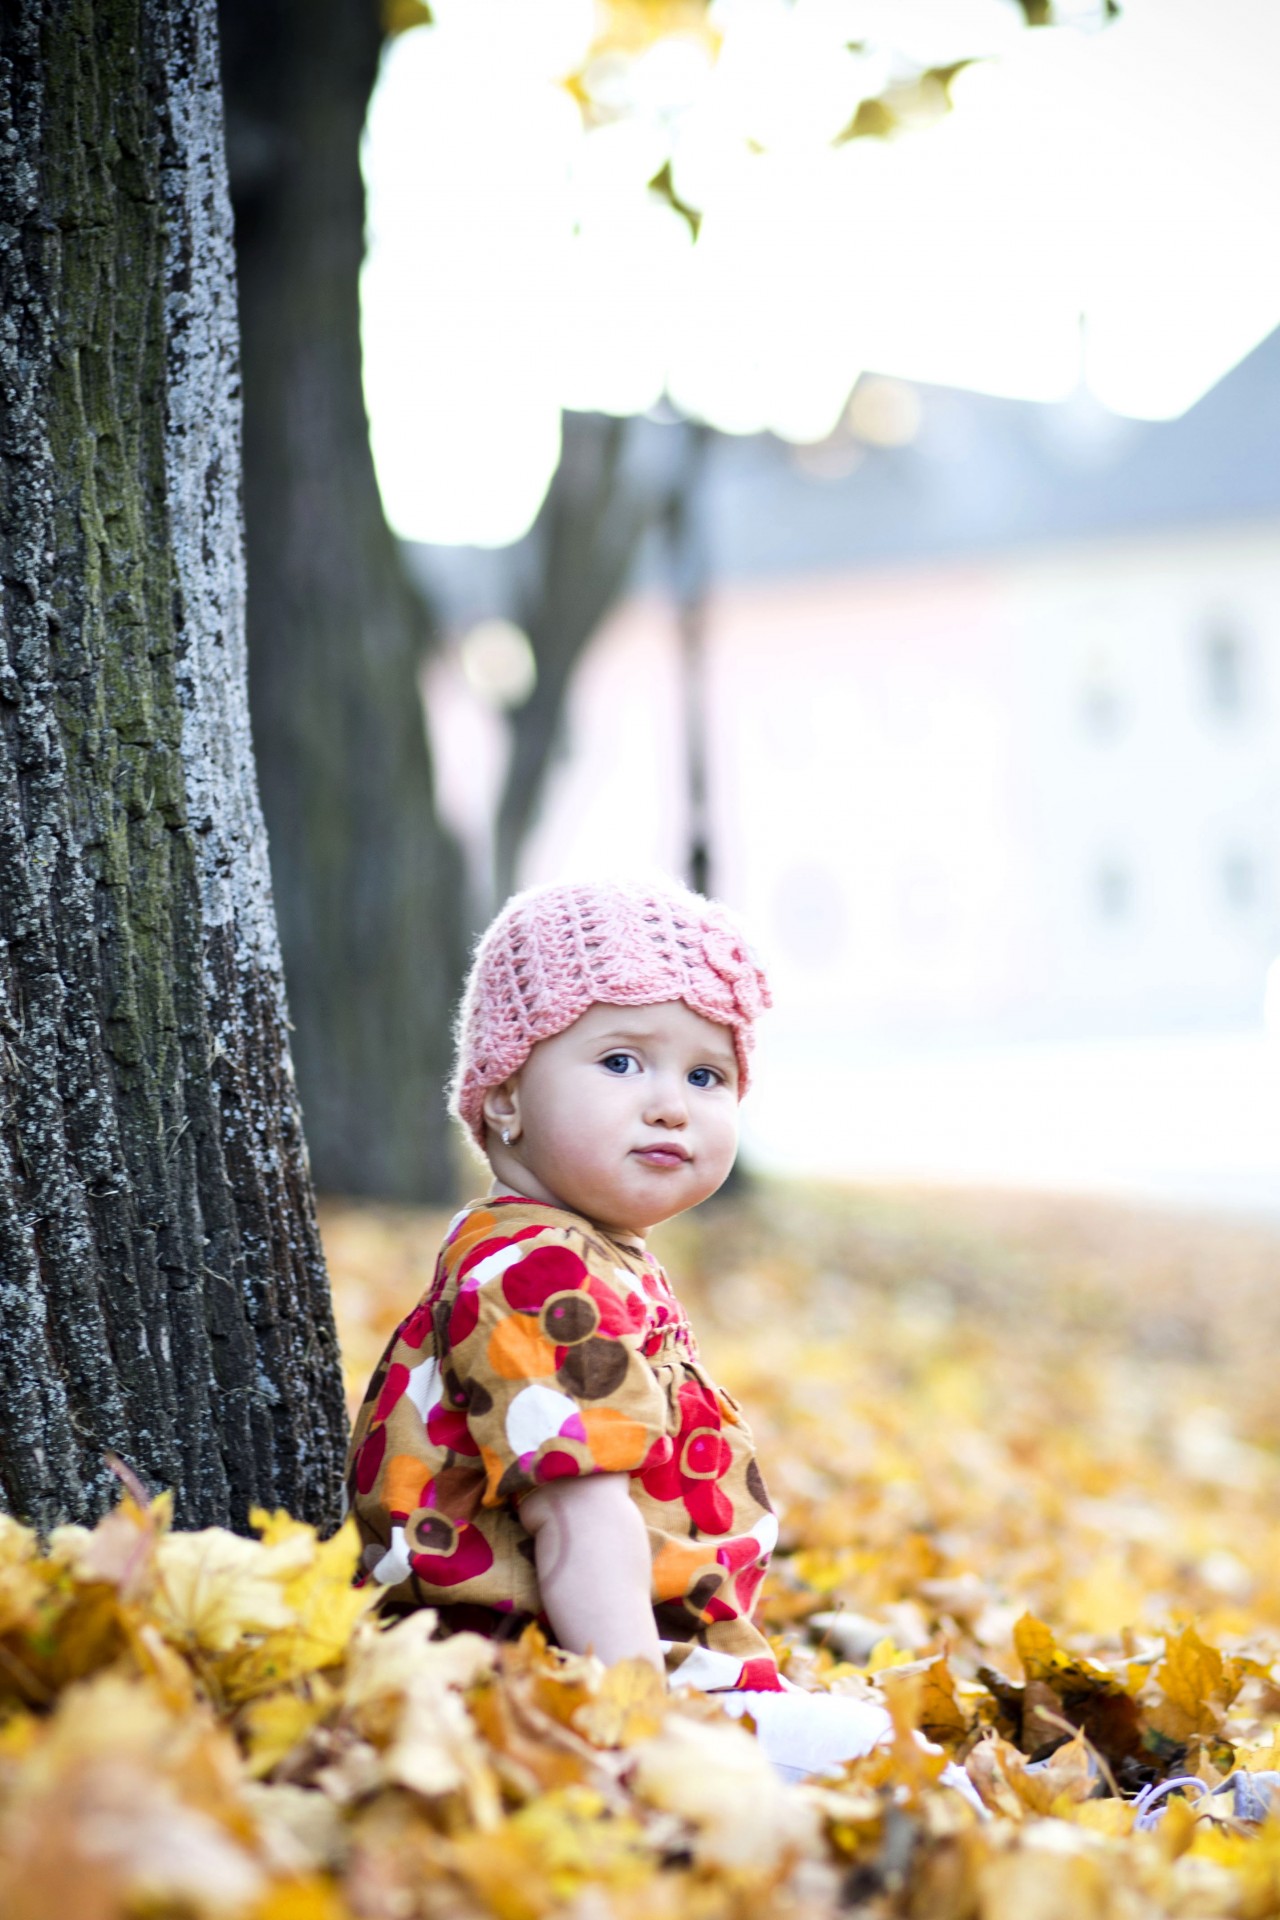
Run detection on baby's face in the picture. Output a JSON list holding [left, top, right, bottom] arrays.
[[486, 1000, 741, 1237]]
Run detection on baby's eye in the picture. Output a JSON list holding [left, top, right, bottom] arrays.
[[601, 1052, 637, 1075], [687, 1066, 722, 1089]]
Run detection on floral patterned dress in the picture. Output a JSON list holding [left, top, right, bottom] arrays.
[[346, 1196, 782, 1691]]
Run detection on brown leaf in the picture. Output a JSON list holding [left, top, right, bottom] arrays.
[[876, 1651, 969, 1746]]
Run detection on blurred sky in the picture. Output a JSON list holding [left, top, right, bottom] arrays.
[[362, 0, 1280, 546]]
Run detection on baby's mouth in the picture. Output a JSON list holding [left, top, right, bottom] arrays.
[[633, 1144, 691, 1167]]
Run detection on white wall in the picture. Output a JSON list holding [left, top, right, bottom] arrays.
[[523, 519, 1280, 1042]]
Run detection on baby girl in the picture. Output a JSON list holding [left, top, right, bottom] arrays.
[[347, 877, 980, 1797]]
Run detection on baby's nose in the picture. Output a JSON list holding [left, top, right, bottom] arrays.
[[645, 1077, 689, 1124]]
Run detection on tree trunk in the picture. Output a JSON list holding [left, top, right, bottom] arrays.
[[0, 0, 347, 1532], [220, 0, 468, 1203], [494, 413, 666, 905]]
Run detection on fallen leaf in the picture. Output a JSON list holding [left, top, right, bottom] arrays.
[[572, 1658, 667, 1748], [629, 1712, 821, 1869], [154, 1529, 301, 1654]]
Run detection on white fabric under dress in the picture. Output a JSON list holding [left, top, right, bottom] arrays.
[[718, 1688, 987, 1813]]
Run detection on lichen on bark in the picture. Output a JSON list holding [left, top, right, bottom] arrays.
[[0, 0, 347, 1531]]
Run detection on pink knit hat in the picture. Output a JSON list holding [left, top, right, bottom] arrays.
[[451, 878, 772, 1148]]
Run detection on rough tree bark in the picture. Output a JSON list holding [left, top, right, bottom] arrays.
[[220, 0, 468, 1203], [0, 0, 347, 1531]]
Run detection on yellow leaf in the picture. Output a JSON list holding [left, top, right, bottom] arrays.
[[0, 1517, 43, 1639], [153, 1529, 298, 1654], [1155, 1793, 1201, 1861], [1234, 1729, 1280, 1773], [1149, 1625, 1240, 1744], [0, 1711, 41, 1764], [0, 1673, 263, 1920], [450, 1789, 651, 1920], [978, 1829, 1117, 1920], [1071, 1797, 1135, 1836], [1013, 1614, 1124, 1693], [220, 1515, 375, 1703], [866, 1636, 917, 1674], [1158, 1625, 1223, 1718], [965, 1734, 1033, 1819], [572, 1658, 666, 1749], [250, 1878, 353, 1920], [18, 1582, 130, 1697], [1190, 1814, 1280, 1904], [384, 1673, 501, 1820], [788, 1547, 863, 1596], [124, 1619, 199, 1711], [1043, 1733, 1104, 1812], [239, 1687, 333, 1780]]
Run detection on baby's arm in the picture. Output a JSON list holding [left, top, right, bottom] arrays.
[[520, 1474, 664, 1675]]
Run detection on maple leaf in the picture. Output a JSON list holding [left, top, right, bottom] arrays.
[[1190, 1817, 1280, 1907], [5, 1190, 1280, 1919], [381, 1672, 504, 1826], [47, 1491, 171, 1603], [572, 1658, 667, 1749], [342, 1609, 496, 1717], [448, 1788, 652, 1920], [1014, 1615, 1128, 1696], [987, 1615, 1145, 1770], [966, 1728, 1098, 1821], [1147, 1624, 1244, 1745], [1233, 1728, 1280, 1773], [331, 1609, 503, 1822], [218, 1512, 377, 1703], [0, 1673, 263, 1920], [875, 1650, 969, 1745], [239, 1686, 336, 1780], [977, 1823, 1121, 1920], [152, 1528, 301, 1655], [628, 1712, 821, 1869]]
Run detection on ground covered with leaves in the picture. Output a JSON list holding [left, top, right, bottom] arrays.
[[5, 1182, 1280, 1919]]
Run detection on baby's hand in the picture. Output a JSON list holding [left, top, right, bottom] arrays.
[[521, 1474, 665, 1675]]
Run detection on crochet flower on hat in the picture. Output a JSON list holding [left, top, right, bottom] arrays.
[[701, 918, 772, 1024]]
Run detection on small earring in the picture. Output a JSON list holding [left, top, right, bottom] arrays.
[[501, 1128, 512, 1146]]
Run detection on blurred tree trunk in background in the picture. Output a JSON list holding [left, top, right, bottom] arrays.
[[0, 0, 347, 1531], [494, 413, 674, 904], [665, 423, 714, 898], [220, 0, 467, 1203]]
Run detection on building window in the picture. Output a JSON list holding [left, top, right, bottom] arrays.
[[1094, 861, 1132, 921], [1221, 850, 1257, 912], [1203, 619, 1246, 717]]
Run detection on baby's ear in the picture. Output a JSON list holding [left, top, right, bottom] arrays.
[[482, 1077, 521, 1142]]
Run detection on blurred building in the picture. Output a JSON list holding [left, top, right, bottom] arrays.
[[412, 327, 1280, 1207]]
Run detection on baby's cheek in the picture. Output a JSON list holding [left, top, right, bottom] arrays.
[[705, 1106, 740, 1168]]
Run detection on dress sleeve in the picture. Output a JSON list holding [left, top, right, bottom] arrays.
[[443, 1228, 675, 1508]]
